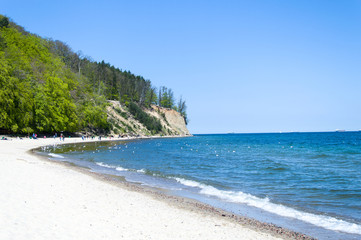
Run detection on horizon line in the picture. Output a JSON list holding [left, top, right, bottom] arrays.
[[192, 130, 361, 135]]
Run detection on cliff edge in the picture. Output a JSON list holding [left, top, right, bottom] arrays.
[[107, 101, 191, 137]]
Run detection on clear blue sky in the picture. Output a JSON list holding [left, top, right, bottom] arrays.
[[2, 0, 361, 133]]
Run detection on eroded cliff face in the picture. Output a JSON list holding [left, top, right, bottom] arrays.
[[107, 101, 191, 137], [147, 105, 190, 136]]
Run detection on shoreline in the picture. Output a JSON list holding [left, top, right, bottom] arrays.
[[1, 137, 313, 240]]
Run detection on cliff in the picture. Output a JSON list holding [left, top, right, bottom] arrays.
[[107, 101, 191, 137]]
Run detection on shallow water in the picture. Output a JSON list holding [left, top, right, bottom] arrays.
[[38, 132, 361, 239]]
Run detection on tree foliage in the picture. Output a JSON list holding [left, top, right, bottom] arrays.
[[0, 17, 107, 133], [158, 86, 174, 109], [177, 96, 188, 125], [0, 16, 9, 28]]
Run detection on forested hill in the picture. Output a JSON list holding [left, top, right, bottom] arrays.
[[0, 15, 188, 136]]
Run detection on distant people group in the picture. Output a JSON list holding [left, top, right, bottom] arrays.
[[60, 133, 65, 141], [9, 133, 111, 141]]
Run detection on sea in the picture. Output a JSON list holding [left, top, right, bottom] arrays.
[[37, 132, 361, 240]]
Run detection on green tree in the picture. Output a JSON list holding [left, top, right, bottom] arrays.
[[177, 96, 188, 125], [158, 86, 174, 108], [0, 15, 9, 28]]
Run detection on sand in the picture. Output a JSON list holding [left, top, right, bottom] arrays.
[[0, 137, 286, 240]]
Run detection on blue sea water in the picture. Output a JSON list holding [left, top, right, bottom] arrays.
[[39, 132, 361, 239]]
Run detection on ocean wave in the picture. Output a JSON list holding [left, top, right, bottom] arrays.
[[265, 166, 287, 171], [95, 162, 115, 168], [115, 166, 128, 171], [172, 177, 208, 188], [95, 162, 128, 171], [173, 177, 361, 235], [310, 154, 329, 159], [48, 153, 65, 159]]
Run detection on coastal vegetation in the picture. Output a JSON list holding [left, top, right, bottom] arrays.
[[0, 15, 187, 135], [128, 102, 162, 134]]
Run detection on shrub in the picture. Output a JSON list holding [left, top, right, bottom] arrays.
[[114, 107, 128, 119], [128, 102, 162, 134]]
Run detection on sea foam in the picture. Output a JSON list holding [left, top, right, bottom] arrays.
[[48, 153, 65, 159], [95, 162, 128, 171], [173, 177, 361, 235]]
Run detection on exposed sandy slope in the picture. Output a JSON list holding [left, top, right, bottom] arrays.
[[107, 101, 191, 137], [0, 138, 281, 240], [148, 105, 190, 136]]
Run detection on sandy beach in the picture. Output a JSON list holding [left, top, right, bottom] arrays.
[[0, 137, 301, 240]]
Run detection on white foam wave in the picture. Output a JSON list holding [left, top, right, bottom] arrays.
[[48, 153, 64, 159], [137, 169, 146, 173], [95, 162, 115, 168], [96, 162, 128, 171], [172, 177, 207, 188], [115, 167, 128, 171], [173, 177, 361, 235]]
